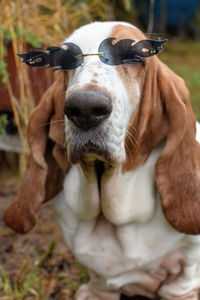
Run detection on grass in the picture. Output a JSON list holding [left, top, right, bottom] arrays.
[[0, 242, 58, 299], [160, 39, 200, 120], [0, 246, 55, 300], [0, 239, 89, 300]]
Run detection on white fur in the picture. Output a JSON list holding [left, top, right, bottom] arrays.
[[52, 22, 200, 300]]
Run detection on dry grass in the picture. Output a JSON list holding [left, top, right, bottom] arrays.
[[1, 4, 34, 175], [0, 0, 114, 46]]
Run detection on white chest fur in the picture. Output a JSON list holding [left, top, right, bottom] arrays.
[[52, 122, 200, 298]]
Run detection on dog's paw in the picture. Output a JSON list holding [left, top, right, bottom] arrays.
[[75, 284, 120, 300]]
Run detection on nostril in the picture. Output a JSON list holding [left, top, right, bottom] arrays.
[[70, 108, 81, 117], [93, 107, 109, 117], [64, 105, 81, 119]]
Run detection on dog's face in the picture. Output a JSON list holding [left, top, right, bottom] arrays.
[[64, 22, 145, 165]]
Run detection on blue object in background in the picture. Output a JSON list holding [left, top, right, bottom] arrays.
[[154, 0, 199, 29], [136, 0, 200, 34]]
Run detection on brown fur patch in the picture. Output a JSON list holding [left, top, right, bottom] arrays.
[[110, 25, 146, 105], [91, 79, 98, 84]]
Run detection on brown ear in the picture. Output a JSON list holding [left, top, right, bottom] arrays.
[[155, 61, 200, 234], [124, 57, 200, 234], [4, 73, 70, 234]]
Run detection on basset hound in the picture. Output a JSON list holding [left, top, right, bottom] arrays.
[[4, 21, 200, 300]]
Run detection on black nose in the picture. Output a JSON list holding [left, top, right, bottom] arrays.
[[64, 90, 112, 130]]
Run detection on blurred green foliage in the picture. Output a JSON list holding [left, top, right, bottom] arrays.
[[0, 114, 8, 134], [161, 40, 200, 119]]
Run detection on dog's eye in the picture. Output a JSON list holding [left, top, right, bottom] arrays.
[[98, 38, 168, 66], [17, 42, 84, 71]]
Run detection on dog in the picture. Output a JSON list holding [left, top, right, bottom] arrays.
[[4, 21, 200, 300]]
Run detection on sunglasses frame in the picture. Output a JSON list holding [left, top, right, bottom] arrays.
[[17, 37, 168, 71]]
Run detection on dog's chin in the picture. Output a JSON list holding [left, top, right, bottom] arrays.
[[69, 143, 114, 166]]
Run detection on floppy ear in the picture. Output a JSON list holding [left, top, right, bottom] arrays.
[[155, 61, 200, 235], [3, 73, 70, 234], [124, 57, 200, 234]]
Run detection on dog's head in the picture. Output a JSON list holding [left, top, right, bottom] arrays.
[[63, 22, 146, 165], [4, 22, 200, 235]]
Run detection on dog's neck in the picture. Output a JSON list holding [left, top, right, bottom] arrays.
[[63, 144, 163, 226]]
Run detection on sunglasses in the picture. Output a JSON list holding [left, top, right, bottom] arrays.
[[17, 38, 167, 71]]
